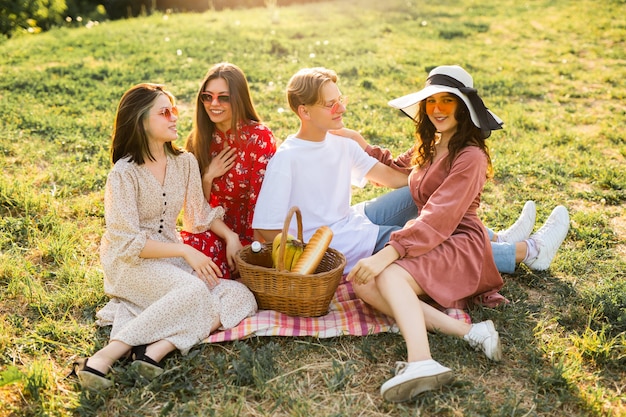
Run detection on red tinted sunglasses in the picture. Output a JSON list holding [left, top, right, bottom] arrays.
[[316, 95, 348, 114], [200, 93, 231, 104], [157, 106, 178, 120]]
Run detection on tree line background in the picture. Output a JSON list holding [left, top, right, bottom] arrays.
[[0, 0, 324, 38]]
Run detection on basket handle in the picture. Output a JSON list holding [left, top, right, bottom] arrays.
[[277, 206, 303, 271]]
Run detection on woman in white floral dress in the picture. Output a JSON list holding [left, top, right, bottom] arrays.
[[72, 83, 257, 390]]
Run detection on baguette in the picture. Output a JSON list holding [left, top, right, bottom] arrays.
[[291, 226, 333, 274]]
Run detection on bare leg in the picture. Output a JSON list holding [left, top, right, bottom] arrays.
[[371, 264, 503, 401], [87, 340, 132, 374], [371, 265, 472, 361], [352, 274, 394, 316], [144, 339, 177, 363], [375, 266, 430, 362], [515, 241, 527, 263], [88, 338, 177, 375], [420, 301, 471, 337], [375, 265, 464, 402]]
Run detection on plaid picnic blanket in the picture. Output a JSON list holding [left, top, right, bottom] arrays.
[[203, 275, 475, 343], [204, 278, 400, 343]]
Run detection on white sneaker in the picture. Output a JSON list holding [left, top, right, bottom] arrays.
[[525, 205, 570, 271], [463, 320, 502, 361], [497, 201, 536, 243], [380, 359, 453, 402]]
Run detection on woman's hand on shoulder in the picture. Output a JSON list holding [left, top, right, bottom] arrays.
[[181, 244, 222, 287], [329, 128, 368, 149]]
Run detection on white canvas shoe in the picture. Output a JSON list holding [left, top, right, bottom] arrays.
[[380, 359, 453, 402], [497, 201, 536, 244], [525, 205, 570, 271], [463, 320, 502, 361]]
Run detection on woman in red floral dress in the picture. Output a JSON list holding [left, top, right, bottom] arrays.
[[183, 63, 277, 278]]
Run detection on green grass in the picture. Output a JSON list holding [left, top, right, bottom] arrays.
[[1, 0, 625, 415]]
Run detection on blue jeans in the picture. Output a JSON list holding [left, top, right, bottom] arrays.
[[359, 186, 516, 273], [357, 186, 418, 253], [487, 229, 516, 273]]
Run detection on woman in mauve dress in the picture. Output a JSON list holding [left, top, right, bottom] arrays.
[[182, 63, 277, 278], [72, 83, 257, 390], [346, 65, 507, 402]]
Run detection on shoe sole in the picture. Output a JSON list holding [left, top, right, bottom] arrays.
[[490, 333, 502, 362], [78, 370, 113, 390], [381, 369, 454, 402], [130, 359, 164, 380], [484, 320, 502, 362]]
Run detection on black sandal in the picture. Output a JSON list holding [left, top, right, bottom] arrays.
[[69, 358, 113, 390], [130, 345, 164, 380]]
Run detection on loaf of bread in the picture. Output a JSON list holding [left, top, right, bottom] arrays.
[[291, 226, 333, 274]]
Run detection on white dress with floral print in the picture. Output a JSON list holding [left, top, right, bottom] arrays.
[[96, 151, 257, 354]]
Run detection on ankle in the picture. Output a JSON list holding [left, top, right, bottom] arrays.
[[144, 341, 175, 363], [407, 355, 433, 363], [522, 238, 539, 262], [87, 354, 113, 375]]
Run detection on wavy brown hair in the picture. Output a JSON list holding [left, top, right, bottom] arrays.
[[110, 83, 182, 165], [410, 96, 493, 178], [185, 63, 261, 176]]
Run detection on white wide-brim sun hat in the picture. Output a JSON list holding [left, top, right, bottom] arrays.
[[388, 65, 503, 138]]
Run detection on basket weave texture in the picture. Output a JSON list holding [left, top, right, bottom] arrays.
[[236, 206, 346, 317]]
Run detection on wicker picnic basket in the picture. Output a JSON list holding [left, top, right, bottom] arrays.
[[236, 206, 346, 317]]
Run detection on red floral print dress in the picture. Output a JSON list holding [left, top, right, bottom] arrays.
[[181, 121, 277, 279]]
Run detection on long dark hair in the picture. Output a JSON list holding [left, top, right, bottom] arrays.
[[185, 62, 261, 175], [110, 83, 182, 165], [411, 96, 493, 178]]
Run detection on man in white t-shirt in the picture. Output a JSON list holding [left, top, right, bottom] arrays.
[[252, 67, 411, 273]]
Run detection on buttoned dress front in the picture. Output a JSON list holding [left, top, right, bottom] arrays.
[[387, 146, 504, 310], [96, 151, 257, 354]]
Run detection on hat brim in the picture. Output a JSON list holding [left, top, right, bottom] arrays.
[[388, 85, 503, 132]]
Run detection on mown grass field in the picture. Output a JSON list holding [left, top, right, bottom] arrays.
[[0, 0, 624, 415]]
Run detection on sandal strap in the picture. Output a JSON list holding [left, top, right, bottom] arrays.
[[68, 358, 107, 379], [131, 345, 163, 369]]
